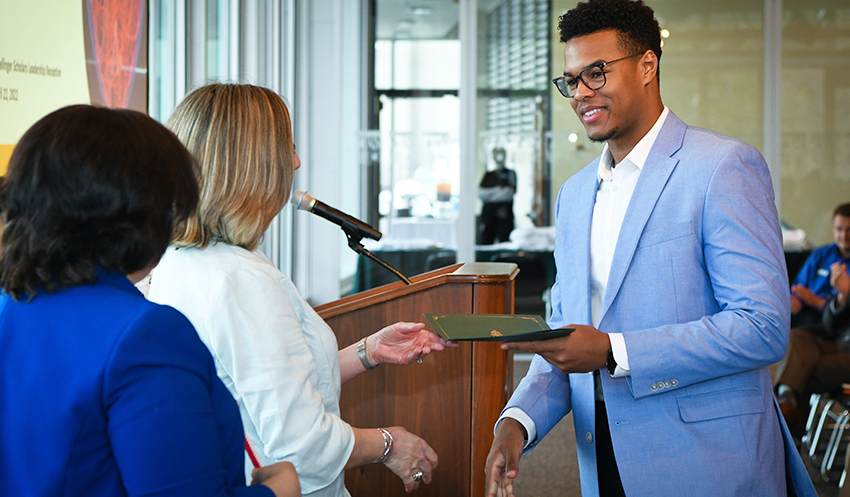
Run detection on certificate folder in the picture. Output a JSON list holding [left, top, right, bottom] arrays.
[[424, 313, 573, 342]]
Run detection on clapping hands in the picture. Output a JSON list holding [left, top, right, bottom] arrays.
[[831, 262, 849, 307]]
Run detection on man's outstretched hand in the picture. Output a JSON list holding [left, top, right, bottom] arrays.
[[485, 418, 526, 497]]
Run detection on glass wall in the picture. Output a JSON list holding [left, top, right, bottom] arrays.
[[148, 0, 295, 275], [477, 0, 552, 236], [369, 4, 462, 254], [374, 39, 461, 248], [149, 0, 182, 123]]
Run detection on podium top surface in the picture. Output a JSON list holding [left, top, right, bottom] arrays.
[[315, 262, 518, 319]]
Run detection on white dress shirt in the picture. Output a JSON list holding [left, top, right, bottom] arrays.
[[500, 107, 670, 446], [149, 243, 354, 497], [594, 106, 669, 374]]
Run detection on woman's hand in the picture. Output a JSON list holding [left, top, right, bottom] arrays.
[[383, 426, 439, 493], [251, 461, 301, 497], [368, 322, 457, 366]]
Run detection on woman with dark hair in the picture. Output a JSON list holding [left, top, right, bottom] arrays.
[[0, 105, 300, 497]]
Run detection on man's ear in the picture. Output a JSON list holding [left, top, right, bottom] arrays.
[[640, 50, 659, 86]]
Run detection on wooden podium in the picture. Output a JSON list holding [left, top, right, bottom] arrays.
[[315, 262, 517, 497]]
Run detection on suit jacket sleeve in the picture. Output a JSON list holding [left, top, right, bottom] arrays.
[[621, 139, 791, 399], [104, 305, 273, 497]]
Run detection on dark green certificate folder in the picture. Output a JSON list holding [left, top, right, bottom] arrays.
[[424, 313, 573, 342]]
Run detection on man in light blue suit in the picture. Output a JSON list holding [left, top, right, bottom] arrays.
[[484, 1, 817, 495]]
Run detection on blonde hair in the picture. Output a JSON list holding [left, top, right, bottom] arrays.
[[166, 83, 294, 251]]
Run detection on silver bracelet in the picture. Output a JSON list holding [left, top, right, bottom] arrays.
[[373, 427, 394, 463], [357, 337, 378, 370]]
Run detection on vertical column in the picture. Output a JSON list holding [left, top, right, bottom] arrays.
[[458, 0, 478, 264], [186, 0, 204, 90], [763, 0, 782, 211]]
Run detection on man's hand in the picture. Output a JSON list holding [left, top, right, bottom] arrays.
[[500, 325, 610, 374], [485, 418, 526, 497], [790, 294, 803, 314], [791, 284, 827, 311]]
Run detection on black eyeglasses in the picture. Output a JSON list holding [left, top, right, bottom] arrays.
[[552, 53, 643, 98]]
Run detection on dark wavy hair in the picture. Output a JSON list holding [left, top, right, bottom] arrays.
[[0, 105, 199, 300], [835, 203, 850, 219], [558, 0, 662, 78]]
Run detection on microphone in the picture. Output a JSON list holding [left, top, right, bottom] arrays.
[[291, 190, 382, 242]]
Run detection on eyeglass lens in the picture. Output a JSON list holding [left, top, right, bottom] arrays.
[[557, 65, 605, 98]]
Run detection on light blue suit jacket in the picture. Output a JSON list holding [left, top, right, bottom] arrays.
[[506, 112, 816, 496]]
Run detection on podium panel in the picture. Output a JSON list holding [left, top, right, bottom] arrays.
[[315, 263, 516, 497]]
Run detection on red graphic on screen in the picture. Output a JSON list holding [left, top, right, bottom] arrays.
[[88, 0, 145, 109]]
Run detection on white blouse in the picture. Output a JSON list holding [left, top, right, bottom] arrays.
[[148, 243, 354, 497]]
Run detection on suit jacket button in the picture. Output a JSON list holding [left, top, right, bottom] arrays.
[[671, 379, 678, 386], [586, 432, 593, 443], [664, 380, 671, 388], [651, 383, 658, 391]]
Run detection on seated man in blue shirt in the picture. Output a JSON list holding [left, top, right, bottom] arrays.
[[777, 203, 850, 432], [790, 203, 850, 327], [778, 261, 850, 433]]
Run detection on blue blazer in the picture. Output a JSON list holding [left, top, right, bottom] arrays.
[[0, 271, 272, 497], [506, 112, 816, 496]]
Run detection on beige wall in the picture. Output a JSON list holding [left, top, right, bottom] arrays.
[[781, 0, 850, 246]]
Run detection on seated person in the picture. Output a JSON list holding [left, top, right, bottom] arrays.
[[777, 261, 850, 433], [148, 84, 457, 496], [0, 105, 299, 497], [790, 203, 850, 327]]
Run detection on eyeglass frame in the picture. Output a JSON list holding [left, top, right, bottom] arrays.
[[552, 52, 645, 99]]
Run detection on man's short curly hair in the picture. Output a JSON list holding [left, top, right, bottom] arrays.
[[0, 105, 199, 300], [558, 0, 662, 74]]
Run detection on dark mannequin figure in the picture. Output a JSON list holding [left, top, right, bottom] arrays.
[[478, 147, 517, 244]]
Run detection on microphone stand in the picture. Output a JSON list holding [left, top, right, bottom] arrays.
[[341, 225, 412, 286]]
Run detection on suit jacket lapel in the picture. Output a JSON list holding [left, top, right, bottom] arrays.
[[599, 112, 686, 327], [554, 160, 599, 326], [574, 165, 599, 324]]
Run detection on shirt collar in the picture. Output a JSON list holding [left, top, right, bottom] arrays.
[[597, 106, 670, 181]]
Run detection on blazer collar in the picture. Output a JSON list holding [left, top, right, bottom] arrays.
[[94, 267, 142, 295]]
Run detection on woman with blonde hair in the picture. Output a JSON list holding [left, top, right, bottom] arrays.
[[148, 83, 454, 496]]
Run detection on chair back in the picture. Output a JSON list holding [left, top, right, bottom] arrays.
[[423, 251, 457, 272], [489, 251, 548, 317]]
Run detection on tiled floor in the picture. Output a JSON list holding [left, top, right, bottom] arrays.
[[511, 357, 840, 496]]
